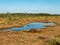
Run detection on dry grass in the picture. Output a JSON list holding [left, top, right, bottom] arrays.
[[0, 25, 60, 45], [0, 15, 60, 45], [0, 16, 60, 29]]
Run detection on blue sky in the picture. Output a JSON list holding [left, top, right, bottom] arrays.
[[0, 0, 60, 14]]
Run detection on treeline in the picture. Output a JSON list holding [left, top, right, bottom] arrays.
[[0, 13, 60, 18]]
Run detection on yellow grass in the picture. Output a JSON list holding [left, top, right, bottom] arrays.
[[0, 16, 60, 28], [0, 15, 60, 45]]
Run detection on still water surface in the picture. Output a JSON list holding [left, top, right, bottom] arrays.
[[5, 22, 55, 31]]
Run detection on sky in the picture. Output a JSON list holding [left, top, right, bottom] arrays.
[[0, 0, 60, 14]]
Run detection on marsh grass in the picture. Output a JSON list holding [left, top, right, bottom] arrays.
[[45, 38, 60, 45]]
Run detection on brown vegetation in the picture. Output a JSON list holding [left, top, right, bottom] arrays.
[[0, 25, 60, 45], [0, 13, 60, 45]]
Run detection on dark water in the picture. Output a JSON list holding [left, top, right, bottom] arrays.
[[5, 22, 55, 31]]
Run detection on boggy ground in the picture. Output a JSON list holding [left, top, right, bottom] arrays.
[[0, 15, 60, 29], [0, 14, 60, 45], [0, 25, 60, 45]]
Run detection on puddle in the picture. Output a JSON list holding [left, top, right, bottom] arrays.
[[4, 22, 55, 31]]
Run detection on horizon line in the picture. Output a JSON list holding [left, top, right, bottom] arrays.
[[0, 12, 60, 15]]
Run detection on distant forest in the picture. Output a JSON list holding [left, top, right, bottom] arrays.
[[0, 13, 60, 18]]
